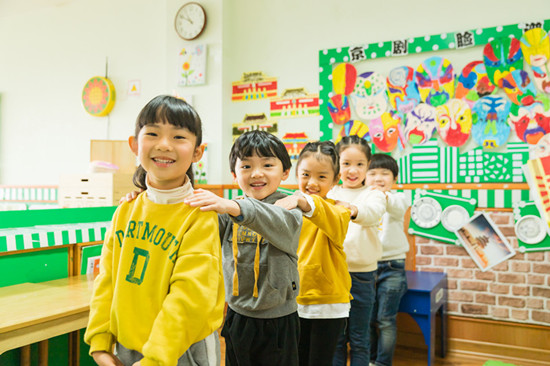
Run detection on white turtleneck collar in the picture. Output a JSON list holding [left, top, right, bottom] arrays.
[[145, 175, 194, 204]]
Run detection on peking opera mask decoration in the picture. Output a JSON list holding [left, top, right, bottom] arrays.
[[471, 95, 511, 149], [520, 28, 550, 94], [483, 36, 523, 88], [352, 71, 388, 120], [509, 102, 550, 145], [386, 66, 421, 114], [530, 133, 550, 159], [415, 56, 455, 107], [328, 63, 357, 125], [435, 99, 472, 147], [455, 61, 496, 108], [327, 94, 351, 125], [404, 103, 438, 146], [501, 70, 537, 107], [369, 111, 405, 152]]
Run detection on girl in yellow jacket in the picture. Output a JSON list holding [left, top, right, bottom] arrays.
[[84, 96, 224, 366], [275, 141, 352, 366]]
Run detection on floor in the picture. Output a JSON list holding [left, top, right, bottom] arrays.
[[217, 337, 527, 366]]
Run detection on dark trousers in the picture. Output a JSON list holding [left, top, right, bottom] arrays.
[[298, 317, 346, 366], [221, 307, 300, 366]]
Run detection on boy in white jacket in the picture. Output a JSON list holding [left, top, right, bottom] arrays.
[[367, 153, 409, 366], [329, 136, 387, 366]]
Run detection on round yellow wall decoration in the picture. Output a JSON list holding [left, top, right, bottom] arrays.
[[82, 76, 116, 116]]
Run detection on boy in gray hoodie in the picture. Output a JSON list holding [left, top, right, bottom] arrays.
[[186, 130, 310, 366]]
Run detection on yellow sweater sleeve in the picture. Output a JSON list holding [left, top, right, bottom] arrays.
[[84, 210, 119, 353], [309, 195, 351, 247]]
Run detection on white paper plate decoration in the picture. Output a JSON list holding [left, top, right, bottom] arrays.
[[411, 197, 442, 228], [441, 205, 470, 232], [515, 215, 547, 245]]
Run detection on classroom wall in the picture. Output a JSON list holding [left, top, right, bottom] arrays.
[[0, 0, 224, 184], [2, 0, 550, 186]]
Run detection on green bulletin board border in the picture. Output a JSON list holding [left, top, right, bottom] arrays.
[[317, 19, 550, 141]]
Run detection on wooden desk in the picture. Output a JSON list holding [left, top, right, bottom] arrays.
[[0, 275, 94, 357]]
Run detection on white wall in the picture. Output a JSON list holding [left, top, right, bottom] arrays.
[[1, 0, 549, 185], [0, 0, 224, 184]]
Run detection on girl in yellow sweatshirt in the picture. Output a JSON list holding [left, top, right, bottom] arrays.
[[276, 141, 352, 366], [84, 95, 224, 366]]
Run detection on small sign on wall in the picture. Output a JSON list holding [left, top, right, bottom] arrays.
[[128, 80, 141, 97]]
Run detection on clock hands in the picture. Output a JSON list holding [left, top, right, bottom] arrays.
[[180, 13, 194, 25]]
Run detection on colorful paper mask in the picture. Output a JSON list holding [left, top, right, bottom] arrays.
[[332, 63, 357, 95], [483, 36, 523, 88], [404, 103, 437, 146], [386, 66, 421, 114], [520, 28, 550, 67], [520, 28, 550, 93], [436, 99, 472, 147], [353, 71, 387, 120], [455, 61, 496, 107], [501, 70, 537, 106], [335, 120, 370, 144], [471, 96, 511, 149], [509, 102, 550, 144], [415, 56, 454, 107], [369, 111, 405, 152], [530, 133, 550, 159], [327, 94, 351, 125]]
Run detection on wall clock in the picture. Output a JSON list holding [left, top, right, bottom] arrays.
[[175, 2, 207, 41]]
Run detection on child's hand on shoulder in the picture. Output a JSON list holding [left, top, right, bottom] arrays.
[[184, 189, 241, 216], [276, 192, 312, 212], [334, 200, 358, 219], [275, 195, 300, 210], [91, 351, 124, 366], [119, 190, 142, 204]]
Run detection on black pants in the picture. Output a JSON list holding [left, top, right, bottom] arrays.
[[298, 317, 346, 366], [221, 307, 300, 366]]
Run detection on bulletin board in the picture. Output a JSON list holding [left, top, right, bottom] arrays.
[[317, 19, 550, 184], [318, 19, 550, 140]]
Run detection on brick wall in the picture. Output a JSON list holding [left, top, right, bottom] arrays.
[[414, 212, 550, 326]]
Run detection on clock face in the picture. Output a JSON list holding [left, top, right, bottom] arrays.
[[175, 2, 206, 40]]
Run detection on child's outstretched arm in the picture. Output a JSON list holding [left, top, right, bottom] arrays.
[[185, 188, 241, 216], [233, 196, 303, 257], [386, 191, 409, 218], [307, 194, 351, 245], [353, 189, 387, 227], [333, 199, 358, 219], [274, 191, 312, 213]]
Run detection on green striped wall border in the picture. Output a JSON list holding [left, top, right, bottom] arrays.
[[396, 188, 531, 209], [0, 222, 110, 253]]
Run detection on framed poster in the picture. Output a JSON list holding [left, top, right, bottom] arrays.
[[455, 212, 516, 271]]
